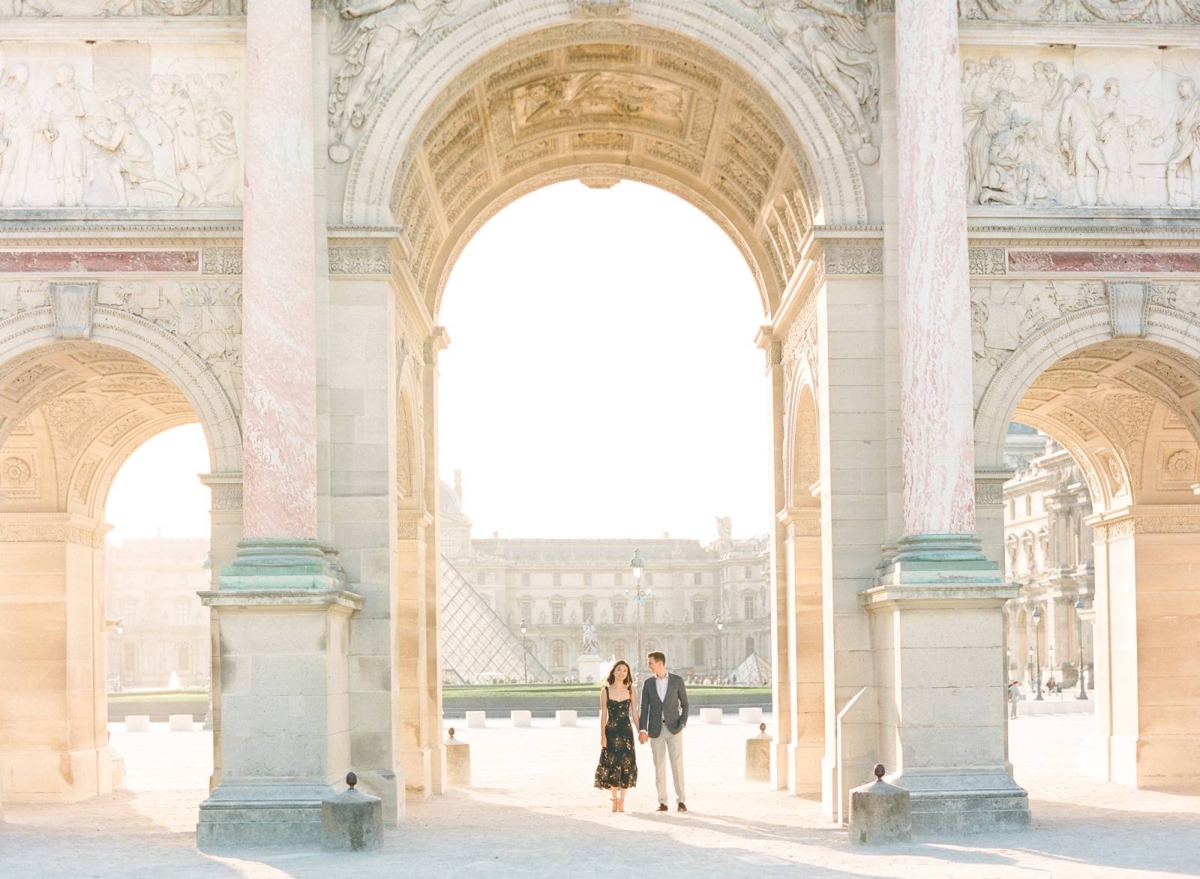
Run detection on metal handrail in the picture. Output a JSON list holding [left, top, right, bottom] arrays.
[[835, 686, 868, 826]]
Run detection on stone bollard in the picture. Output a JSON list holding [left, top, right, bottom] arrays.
[[466, 710, 487, 728], [745, 723, 772, 782], [511, 710, 532, 727], [738, 707, 763, 725], [556, 710, 577, 727], [849, 764, 912, 846], [446, 728, 471, 787], [701, 707, 723, 724], [321, 772, 384, 852], [125, 715, 151, 733], [168, 714, 194, 732]]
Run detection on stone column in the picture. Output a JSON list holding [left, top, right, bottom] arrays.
[[758, 328, 791, 790], [863, 0, 1027, 833], [781, 506, 823, 796], [196, 0, 360, 849]]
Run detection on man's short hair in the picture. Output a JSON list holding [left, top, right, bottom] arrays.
[[647, 651, 666, 665]]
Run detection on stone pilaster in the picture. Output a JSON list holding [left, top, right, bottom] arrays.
[[780, 506, 823, 796]]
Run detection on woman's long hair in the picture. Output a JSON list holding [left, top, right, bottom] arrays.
[[606, 660, 632, 689]]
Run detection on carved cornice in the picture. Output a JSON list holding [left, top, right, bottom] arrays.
[[959, 22, 1200, 49], [0, 18, 246, 44]]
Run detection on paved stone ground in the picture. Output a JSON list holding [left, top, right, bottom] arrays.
[[1, 712, 1197, 878]]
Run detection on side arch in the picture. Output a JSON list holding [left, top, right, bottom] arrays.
[[0, 307, 242, 477]]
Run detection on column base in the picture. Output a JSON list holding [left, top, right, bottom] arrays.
[[866, 534, 1029, 834], [891, 771, 1031, 835], [402, 746, 432, 797], [0, 746, 114, 804], [219, 538, 345, 590], [769, 741, 790, 791], [197, 782, 334, 849], [788, 742, 823, 796]]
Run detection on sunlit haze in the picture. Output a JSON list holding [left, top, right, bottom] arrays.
[[438, 181, 771, 542], [104, 184, 771, 545], [105, 424, 211, 543]]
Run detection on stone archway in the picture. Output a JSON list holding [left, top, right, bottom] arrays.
[[336, 5, 877, 803], [0, 309, 242, 804], [974, 304, 1200, 793]]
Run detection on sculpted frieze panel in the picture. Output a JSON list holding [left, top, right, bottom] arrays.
[[739, 0, 880, 164], [960, 0, 1200, 23], [512, 71, 689, 136], [0, 52, 243, 208], [327, 0, 493, 162], [963, 47, 1200, 208], [0, 0, 243, 15]]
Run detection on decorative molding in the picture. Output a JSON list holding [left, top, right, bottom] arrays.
[[50, 281, 97, 339], [0, 522, 106, 548], [969, 247, 1007, 275], [1007, 252, 1200, 273], [0, 251, 200, 273], [1107, 281, 1150, 338], [572, 0, 631, 16], [823, 245, 882, 275], [328, 246, 390, 276], [202, 247, 243, 275]]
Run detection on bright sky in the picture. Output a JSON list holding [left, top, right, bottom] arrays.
[[105, 182, 772, 545], [438, 181, 771, 542], [105, 424, 211, 544]]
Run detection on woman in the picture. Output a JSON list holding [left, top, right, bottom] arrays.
[[594, 660, 638, 812]]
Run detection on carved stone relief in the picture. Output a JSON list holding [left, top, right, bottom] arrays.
[[0, 53, 242, 207], [960, 0, 1200, 23], [739, 0, 880, 164], [327, 0, 495, 162], [0, 1, 244, 15], [962, 48, 1200, 208]]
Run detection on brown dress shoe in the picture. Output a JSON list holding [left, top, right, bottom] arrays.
[[677, 803, 688, 812], [657, 803, 668, 812]]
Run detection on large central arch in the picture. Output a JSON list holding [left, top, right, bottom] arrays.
[[349, 5, 869, 804]]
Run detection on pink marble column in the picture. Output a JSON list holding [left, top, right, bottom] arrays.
[[241, 0, 318, 540], [895, 0, 975, 537]]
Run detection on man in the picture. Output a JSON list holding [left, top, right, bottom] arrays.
[[1152, 78, 1200, 207], [638, 651, 688, 812]]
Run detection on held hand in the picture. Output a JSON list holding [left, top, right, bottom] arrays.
[[638, 731, 648, 745]]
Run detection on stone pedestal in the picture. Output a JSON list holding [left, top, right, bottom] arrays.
[[746, 724, 772, 782], [864, 537, 1029, 834], [445, 729, 471, 787], [321, 773, 383, 852], [577, 653, 602, 684], [849, 765, 912, 845], [196, 555, 362, 850]]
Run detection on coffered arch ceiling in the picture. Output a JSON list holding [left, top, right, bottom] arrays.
[[1014, 342, 1200, 511], [0, 343, 199, 519], [390, 28, 821, 320]]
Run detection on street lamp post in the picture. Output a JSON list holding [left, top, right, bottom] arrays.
[[629, 549, 648, 677], [715, 616, 723, 682], [1032, 605, 1044, 701], [520, 620, 528, 685], [115, 623, 124, 692], [1075, 597, 1088, 701]]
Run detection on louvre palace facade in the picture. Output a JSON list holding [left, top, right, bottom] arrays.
[[1, 0, 1198, 847]]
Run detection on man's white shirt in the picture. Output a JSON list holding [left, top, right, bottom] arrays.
[[655, 673, 668, 702]]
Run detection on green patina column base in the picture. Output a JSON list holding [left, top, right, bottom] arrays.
[[219, 537, 346, 590]]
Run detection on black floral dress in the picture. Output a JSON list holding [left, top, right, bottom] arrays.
[[594, 689, 638, 790]]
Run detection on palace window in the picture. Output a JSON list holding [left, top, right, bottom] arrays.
[[614, 572, 624, 586], [643, 600, 655, 624], [613, 600, 626, 625], [743, 594, 755, 619], [553, 572, 562, 587], [584, 572, 592, 586], [551, 601, 564, 625], [582, 600, 595, 624], [551, 640, 566, 669], [692, 599, 705, 623], [693, 572, 702, 585], [521, 572, 531, 587], [519, 599, 533, 623]]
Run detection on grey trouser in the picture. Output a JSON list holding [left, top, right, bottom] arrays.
[[649, 726, 685, 805]]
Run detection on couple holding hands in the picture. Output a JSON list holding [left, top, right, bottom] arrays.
[[593, 651, 689, 814]]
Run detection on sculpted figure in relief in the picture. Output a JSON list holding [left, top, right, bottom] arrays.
[[328, 0, 470, 157], [741, 0, 880, 164], [1058, 75, 1108, 206], [961, 0, 1195, 22], [0, 65, 40, 206], [1151, 78, 1200, 207], [0, 0, 244, 14], [42, 65, 89, 207]]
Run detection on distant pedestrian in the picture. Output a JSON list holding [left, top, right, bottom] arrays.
[[1008, 680, 1020, 718]]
